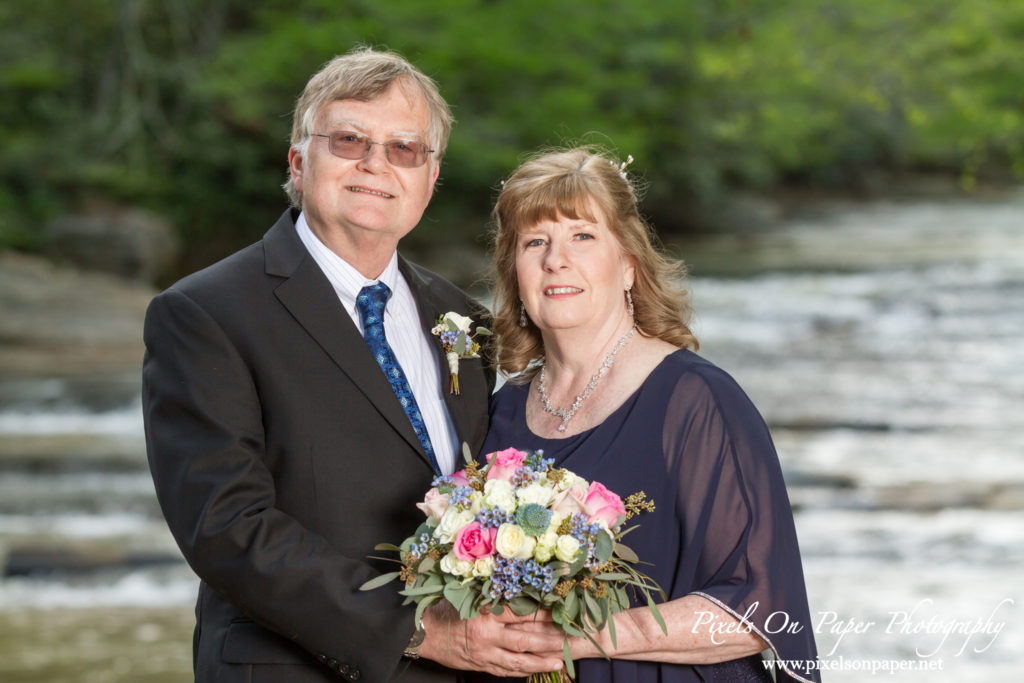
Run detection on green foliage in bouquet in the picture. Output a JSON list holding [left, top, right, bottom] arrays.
[[361, 444, 666, 679]]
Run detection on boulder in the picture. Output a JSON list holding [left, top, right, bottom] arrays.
[[42, 208, 179, 284], [0, 251, 155, 376]]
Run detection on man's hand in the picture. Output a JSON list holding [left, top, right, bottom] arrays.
[[418, 603, 566, 677]]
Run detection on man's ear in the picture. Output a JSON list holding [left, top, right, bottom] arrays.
[[288, 147, 304, 194], [427, 160, 441, 201]]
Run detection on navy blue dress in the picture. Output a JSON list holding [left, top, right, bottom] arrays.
[[470, 350, 819, 683]]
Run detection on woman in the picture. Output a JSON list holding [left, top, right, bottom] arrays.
[[473, 147, 819, 682]]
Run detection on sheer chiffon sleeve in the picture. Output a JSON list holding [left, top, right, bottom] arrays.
[[662, 365, 820, 683]]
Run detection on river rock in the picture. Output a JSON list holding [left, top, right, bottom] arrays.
[[0, 251, 155, 377], [2, 545, 183, 577], [42, 208, 179, 284]]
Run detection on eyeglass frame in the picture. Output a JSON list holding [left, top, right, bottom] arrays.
[[310, 131, 436, 168]]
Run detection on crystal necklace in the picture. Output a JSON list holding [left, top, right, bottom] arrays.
[[537, 325, 636, 432]]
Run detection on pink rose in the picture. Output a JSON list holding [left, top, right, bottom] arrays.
[[452, 522, 497, 562], [415, 488, 450, 525], [485, 448, 528, 482], [550, 481, 591, 518], [584, 482, 626, 528], [451, 469, 471, 487]]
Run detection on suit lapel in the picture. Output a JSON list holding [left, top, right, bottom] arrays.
[[263, 212, 429, 464], [400, 257, 491, 459]]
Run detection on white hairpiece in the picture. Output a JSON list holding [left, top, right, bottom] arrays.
[[611, 154, 634, 180]]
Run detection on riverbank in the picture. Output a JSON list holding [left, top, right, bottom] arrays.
[[0, 252, 155, 378], [0, 606, 192, 682]]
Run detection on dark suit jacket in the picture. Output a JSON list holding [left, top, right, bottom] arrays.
[[142, 209, 495, 682]]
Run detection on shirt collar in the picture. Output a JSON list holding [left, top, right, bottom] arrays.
[[294, 212, 400, 317]]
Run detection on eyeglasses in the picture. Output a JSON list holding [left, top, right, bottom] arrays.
[[311, 131, 434, 168]]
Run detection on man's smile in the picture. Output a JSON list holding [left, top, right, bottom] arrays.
[[347, 186, 395, 198]]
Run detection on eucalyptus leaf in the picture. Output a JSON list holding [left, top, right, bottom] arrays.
[[647, 594, 668, 635], [583, 589, 604, 629], [564, 589, 580, 622], [401, 584, 444, 596], [594, 530, 613, 562], [507, 596, 539, 616], [359, 571, 400, 591], [549, 561, 571, 578], [606, 599, 617, 648], [414, 594, 440, 626], [418, 556, 436, 573], [373, 543, 402, 552], [443, 581, 471, 611], [563, 637, 575, 680], [459, 591, 477, 619], [613, 542, 639, 563], [562, 622, 585, 638], [567, 550, 586, 576], [474, 327, 493, 336], [616, 524, 640, 539]]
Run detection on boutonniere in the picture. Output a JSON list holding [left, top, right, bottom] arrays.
[[431, 312, 492, 395]]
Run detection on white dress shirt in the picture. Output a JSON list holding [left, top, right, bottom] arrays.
[[295, 213, 459, 474]]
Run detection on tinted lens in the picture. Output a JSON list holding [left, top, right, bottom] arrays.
[[324, 132, 430, 167], [385, 140, 428, 167], [329, 132, 370, 159]]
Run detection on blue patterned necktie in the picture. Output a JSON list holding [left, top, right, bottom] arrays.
[[355, 282, 439, 475]]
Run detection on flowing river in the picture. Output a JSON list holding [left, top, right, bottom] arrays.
[[1, 192, 1021, 681]]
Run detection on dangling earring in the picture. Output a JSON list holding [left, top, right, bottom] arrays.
[[626, 285, 635, 317], [519, 299, 527, 327]]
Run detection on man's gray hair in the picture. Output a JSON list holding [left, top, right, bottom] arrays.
[[283, 46, 454, 207]]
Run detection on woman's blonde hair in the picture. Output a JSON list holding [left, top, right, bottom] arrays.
[[491, 146, 698, 380]]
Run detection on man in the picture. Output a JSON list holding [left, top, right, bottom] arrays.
[[143, 48, 563, 682]]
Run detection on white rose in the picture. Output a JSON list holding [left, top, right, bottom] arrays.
[[533, 531, 558, 563], [468, 491, 484, 515], [554, 471, 588, 493], [444, 312, 474, 332], [516, 481, 554, 507], [515, 535, 537, 560], [473, 556, 494, 578], [533, 544, 553, 563], [555, 535, 581, 563], [484, 479, 516, 513], [494, 523, 526, 558], [439, 552, 474, 578], [434, 507, 475, 544]]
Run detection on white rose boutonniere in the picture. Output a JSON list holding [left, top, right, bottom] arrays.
[[431, 311, 492, 395]]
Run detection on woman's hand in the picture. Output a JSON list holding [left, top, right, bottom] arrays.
[[568, 594, 767, 665]]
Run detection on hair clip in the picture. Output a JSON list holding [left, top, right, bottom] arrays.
[[610, 155, 634, 180]]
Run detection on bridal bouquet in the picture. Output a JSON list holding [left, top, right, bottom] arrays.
[[360, 445, 665, 681]]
